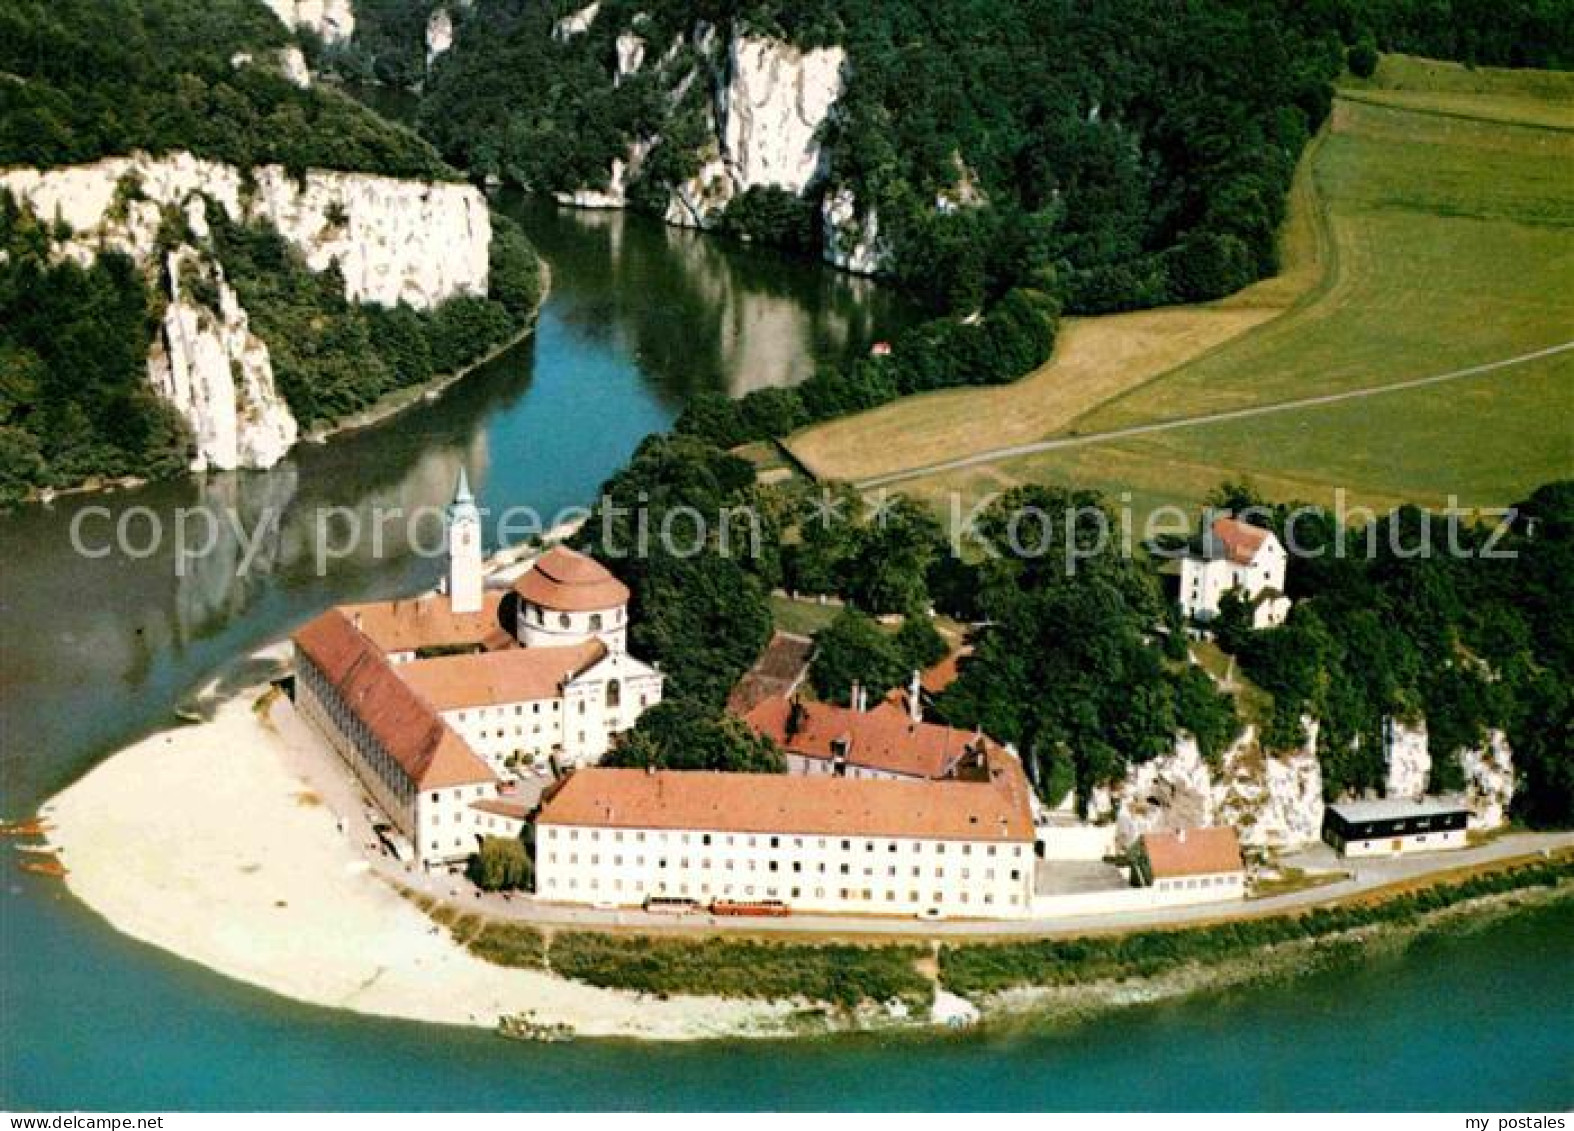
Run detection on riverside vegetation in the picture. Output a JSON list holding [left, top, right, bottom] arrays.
[[412, 853, 1571, 1019]]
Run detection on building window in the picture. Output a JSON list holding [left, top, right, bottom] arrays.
[[606, 679, 621, 709], [590, 613, 603, 631]]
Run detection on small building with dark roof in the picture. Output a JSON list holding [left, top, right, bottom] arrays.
[[1322, 798, 1469, 858]]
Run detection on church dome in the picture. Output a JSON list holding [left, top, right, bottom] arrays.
[[513, 546, 630, 612]]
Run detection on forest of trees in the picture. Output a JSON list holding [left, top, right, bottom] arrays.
[[0, 0, 452, 178], [0, 193, 191, 503], [210, 207, 539, 431], [407, 0, 1344, 318], [577, 426, 1573, 826]]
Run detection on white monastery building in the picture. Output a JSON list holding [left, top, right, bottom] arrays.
[[1321, 798, 1469, 858], [1179, 516, 1292, 629], [292, 471, 663, 867], [535, 749, 1038, 919], [1129, 826, 1247, 906]]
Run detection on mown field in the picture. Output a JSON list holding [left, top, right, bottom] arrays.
[[787, 56, 1574, 519]]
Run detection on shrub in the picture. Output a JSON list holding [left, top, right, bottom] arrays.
[[467, 836, 531, 891]]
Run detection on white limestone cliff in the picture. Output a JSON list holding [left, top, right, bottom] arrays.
[[426, 7, 455, 69], [263, 0, 354, 44], [553, 2, 601, 42], [247, 166, 490, 308], [278, 46, 312, 89], [1459, 729, 1516, 830], [1384, 720, 1432, 800], [1089, 719, 1325, 853], [821, 187, 888, 275], [722, 37, 843, 197], [663, 36, 844, 229], [615, 32, 647, 85], [148, 249, 297, 472], [0, 152, 490, 470], [1214, 722, 1325, 850], [549, 24, 891, 272]]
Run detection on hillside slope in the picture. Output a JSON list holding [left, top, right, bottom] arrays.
[[790, 56, 1574, 517]]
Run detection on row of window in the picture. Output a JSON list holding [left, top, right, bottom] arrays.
[[301, 666, 413, 808], [1154, 873, 1240, 892], [543, 826, 1025, 857], [540, 875, 1024, 906], [542, 851, 1022, 883]]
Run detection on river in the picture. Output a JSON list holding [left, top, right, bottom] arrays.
[[0, 198, 1569, 1112]]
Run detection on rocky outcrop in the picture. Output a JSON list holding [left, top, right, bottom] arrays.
[[722, 37, 843, 197], [277, 46, 312, 89], [263, 0, 354, 45], [615, 32, 646, 84], [1386, 717, 1515, 828], [148, 249, 297, 472], [549, 21, 892, 273], [1089, 720, 1325, 854], [1459, 729, 1516, 830], [426, 7, 455, 69], [1087, 709, 1519, 854], [1384, 720, 1431, 800], [821, 187, 888, 275], [553, 140, 651, 210], [553, 2, 600, 42], [0, 152, 490, 470], [662, 36, 844, 230]]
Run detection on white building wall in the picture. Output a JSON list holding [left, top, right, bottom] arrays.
[[295, 646, 497, 869], [441, 698, 565, 773], [415, 782, 498, 866], [783, 753, 918, 782], [1180, 533, 1289, 623], [536, 822, 1035, 918], [517, 600, 628, 651], [1036, 823, 1117, 861], [1029, 870, 1244, 918], [1337, 828, 1467, 858], [1180, 557, 1235, 621]]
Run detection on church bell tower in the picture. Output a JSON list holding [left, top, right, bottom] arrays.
[[447, 467, 483, 614]]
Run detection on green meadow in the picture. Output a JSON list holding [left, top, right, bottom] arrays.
[[898, 56, 1574, 520]]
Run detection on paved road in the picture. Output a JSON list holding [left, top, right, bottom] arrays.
[[853, 339, 1574, 489], [273, 696, 1570, 943], [399, 829, 1573, 942]]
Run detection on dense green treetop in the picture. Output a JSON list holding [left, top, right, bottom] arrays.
[[0, 0, 452, 178]]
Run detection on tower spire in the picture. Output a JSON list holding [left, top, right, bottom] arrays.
[[447, 465, 482, 614], [451, 466, 476, 511]]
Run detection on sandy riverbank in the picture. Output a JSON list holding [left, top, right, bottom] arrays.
[[40, 657, 800, 1041]]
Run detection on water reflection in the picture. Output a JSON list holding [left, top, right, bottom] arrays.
[[0, 195, 918, 806]]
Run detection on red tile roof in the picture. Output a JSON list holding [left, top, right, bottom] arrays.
[[398, 640, 606, 710], [513, 546, 630, 612], [338, 592, 513, 655], [293, 609, 496, 790], [471, 798, 531, 820], [743, 695, 993, 780], [1210, 517, 1272, 567], [1138, 827, 1243, 879], [726, 632, 814, 715], [537, 763, 1035, 842]]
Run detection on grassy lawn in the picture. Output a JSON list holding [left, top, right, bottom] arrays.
[[787, 56, 1574, 515], [768, 594, 844, 636]]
